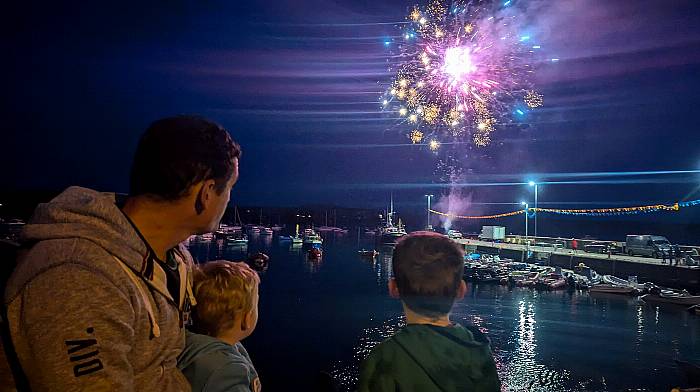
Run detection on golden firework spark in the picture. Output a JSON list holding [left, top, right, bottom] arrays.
[[399, 107, 408, 116], [524, 90, 543, 108], [410, 7, 421, 22], [407, 88, 419, 106], [423, 105, 440, 124], [465, 23, 474, 34], [429, 139, 441, 151], [445, 108, 461, 127], [410, 130, 424, 144]]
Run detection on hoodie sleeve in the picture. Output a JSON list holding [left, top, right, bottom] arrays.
[[10, 263, 137, 391], [358, 349, 397, 392]]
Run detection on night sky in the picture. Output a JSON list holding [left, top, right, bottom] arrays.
[[3, 0, 700, 220]]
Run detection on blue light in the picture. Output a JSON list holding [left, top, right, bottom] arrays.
[[551, 58, 560, 62], [532, 45, 541, 49], [516, 109, 525, 116], [384, 40, 391, 46], [504, 0, 512, 6], [520, 35, 530, 41]]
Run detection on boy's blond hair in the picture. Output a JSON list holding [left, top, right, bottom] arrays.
[[191, 261, 260, 336]]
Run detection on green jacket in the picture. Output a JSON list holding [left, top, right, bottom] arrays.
[[358, 323, 500, 392]]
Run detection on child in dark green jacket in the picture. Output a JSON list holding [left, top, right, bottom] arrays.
[[358, 232, 500, 392]]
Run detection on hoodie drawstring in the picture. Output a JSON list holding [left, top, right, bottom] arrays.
[[114, 256, 161, 338]]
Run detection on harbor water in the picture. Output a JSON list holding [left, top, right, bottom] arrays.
[[187, 234, 700, 392]]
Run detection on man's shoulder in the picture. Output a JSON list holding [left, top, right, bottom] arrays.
[[6, 238, 126, 300]]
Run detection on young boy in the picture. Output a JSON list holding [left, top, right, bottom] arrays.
[[178, 261, 262, 392], [359, 232, 500, 392]]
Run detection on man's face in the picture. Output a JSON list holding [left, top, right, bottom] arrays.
[[199, 158, 239, 233]]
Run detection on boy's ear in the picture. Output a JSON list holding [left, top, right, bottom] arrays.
[[241, 308, 253, 331], [388, 278, 401, 299], [455, 280, 467, 300]]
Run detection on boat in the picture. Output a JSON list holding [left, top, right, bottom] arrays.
[[536, 273, 567, 290], [308, 247, 323, 260], [358, 249, 378, 259], [378, 194, 407, 244], [200, 232, 215, 241], [261, 227, 273, 236], [688, 304, 700, 315], [641, 291, 700, 306], [226, 232, 248, 245], [589, 284, 637, 295], [214, 223, 237, 239], [249, 226, 261, 235], [303, 229, 323, 245], [601, 275, 652, 292]]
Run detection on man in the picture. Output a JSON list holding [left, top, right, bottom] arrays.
[[4, 115, 240, 391]]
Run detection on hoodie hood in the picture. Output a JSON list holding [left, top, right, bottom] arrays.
[[392, 323, 496, 391], [20, 186, 147, 272]]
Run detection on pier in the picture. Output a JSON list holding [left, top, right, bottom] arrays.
[[455, 238, 700, 292]]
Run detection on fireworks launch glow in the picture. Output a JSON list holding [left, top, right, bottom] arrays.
[[382, 0, 544, 149]]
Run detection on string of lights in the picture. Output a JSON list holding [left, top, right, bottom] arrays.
[[429, 209, 524, 219], [429, 199, 700, 220]]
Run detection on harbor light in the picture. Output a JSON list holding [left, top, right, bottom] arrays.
[[528, 180, 535, 187]]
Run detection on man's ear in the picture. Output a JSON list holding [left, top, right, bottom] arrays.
[[388, 278, 401, 299], [195, 180, 216, 215], [455, 280, 467, 300]]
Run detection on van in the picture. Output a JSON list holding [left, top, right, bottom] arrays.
[[625, 235, 672, 258]]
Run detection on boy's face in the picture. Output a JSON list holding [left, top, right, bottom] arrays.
[[242, 283, 259, 339]]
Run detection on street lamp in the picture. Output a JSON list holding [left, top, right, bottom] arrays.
[[528, 181, 538, 238], [520, 202, 529, 239], [424, 194, 434, 230]]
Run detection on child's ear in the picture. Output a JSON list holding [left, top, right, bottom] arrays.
[[456, 280, 467, 300], [388, 278, 401, 299], [241, 309, 253, 331]]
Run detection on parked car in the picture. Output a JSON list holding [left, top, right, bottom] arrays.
[[584, 241, 622, 254], [625, 235, 672, 258], [447, 229, 463, 239]]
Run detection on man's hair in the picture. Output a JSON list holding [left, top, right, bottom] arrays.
[[191, 261, 260, 336], [392, 231, 465, 318], [130, 115, 241, 200]]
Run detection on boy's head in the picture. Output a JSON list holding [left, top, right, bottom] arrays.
[[191, 261, 260, 340], [390, 232, 466, 319]]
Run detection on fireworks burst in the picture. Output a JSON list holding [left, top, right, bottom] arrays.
[[382, 0, 544, 150], [410, 130, 424, 144]]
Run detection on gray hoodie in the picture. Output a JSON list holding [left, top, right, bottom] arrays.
[[178, 331, 260, 392], [4, 186, 195, 391]]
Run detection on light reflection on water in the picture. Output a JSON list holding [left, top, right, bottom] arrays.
[[188, 237, 700, 392]]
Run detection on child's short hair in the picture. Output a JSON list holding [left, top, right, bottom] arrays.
[[191, 261, 260, 336], [392, 232, 464, 318]]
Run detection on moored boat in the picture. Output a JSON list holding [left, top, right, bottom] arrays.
[[641, 292, 700, 306], [358, 249, 378, 259], [590, 284, 637, 295]]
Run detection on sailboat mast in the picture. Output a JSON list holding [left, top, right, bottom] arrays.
[[389, 192, 394, 226]]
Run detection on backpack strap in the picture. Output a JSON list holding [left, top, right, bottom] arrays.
[[113, 256, 161, 338]]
